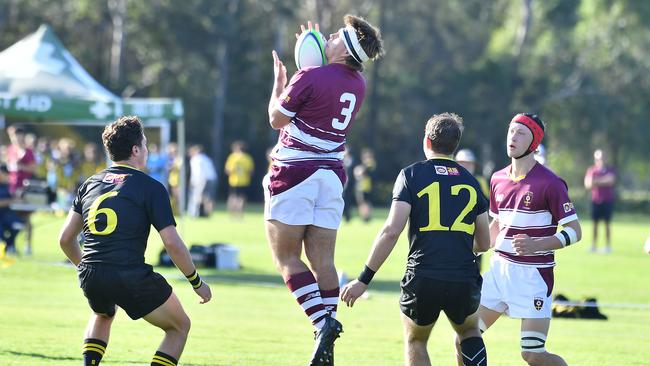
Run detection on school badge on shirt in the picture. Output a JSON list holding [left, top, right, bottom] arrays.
[[522, 191, 534, 209], [434, 166, 460, 176], [103, 173, 130, 184]]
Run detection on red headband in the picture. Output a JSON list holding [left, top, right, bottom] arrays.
[[512, 114, 544, 154]]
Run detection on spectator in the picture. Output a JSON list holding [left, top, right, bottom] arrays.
[[6, 125, 36, 255], [0, 165, 24, 255], [455, 149, 490, 198], [224, 141, 254, 219], [146, 143, 169, 188], [584, 149, 616, 253], [188, 145, 217, 217], [354, 149, 376, 222], [78, 143, 104, 184], [6, 125, 36, 195], [166, 143, 183, 214], [54, 138, 79, 208]]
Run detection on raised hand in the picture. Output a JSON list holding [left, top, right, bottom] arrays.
[[271, 50, 287, 90], [295, 20, 321, 39]]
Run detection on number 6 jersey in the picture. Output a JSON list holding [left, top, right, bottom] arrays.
[[72, 164, 176, 265], [273, 63, 366, 167], [392, 158, 489, 281]]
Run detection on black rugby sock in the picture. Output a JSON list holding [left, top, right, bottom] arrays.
[[460, 336, 487, 366], [151, 350, 178, 366], [83, 338, 107, 366]]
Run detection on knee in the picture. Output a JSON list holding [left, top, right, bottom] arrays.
[[272, 254, 301, 273], [177, 314, 191, 335], [310, 261, 336, 277]]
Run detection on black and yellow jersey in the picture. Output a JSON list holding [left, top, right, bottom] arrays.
[[392, 158, 488, 281], [72, 164, 176, 265]]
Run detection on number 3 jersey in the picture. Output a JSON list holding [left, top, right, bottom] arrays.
[[72, 165, 176, 265], [274, 63, 366, 167], [392, 158, 489, 281]]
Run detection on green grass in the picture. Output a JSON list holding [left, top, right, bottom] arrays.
[[1, 206, 649, 365]]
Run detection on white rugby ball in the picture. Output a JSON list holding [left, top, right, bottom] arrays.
[[644, 237, 650, 254], [294, 29, 327, 69]]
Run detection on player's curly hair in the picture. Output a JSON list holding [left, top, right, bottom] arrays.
[[344, 14, 385, 71], [425, 113, 464, 155], [102, 116, 144, 162]]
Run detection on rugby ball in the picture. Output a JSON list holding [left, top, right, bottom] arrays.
[[644, 237, 650, 254], [294, 29, 327, 69]]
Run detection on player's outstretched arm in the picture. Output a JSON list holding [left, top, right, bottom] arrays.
[[341, 201, 410, 307], [473, 212, 491, 253], [58, 210, 83, 266], [267, 50, 291, 130], [159, 226, 212, 304]]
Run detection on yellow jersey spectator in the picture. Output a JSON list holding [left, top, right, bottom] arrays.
[[225, 141, 254, 219]]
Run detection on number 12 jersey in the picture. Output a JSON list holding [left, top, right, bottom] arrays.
[[392, 158, 489, 281]]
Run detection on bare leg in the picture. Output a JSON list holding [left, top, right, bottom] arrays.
[[303, 225, 339, 291], [143, 292, 191, 360], [592, 220, 599, 252], [85, 311, 116, 342], [265, 220, 309, 279], [520, 318, 567, 366], [604, 220, 611, 252], [401, 313, 434, 366]]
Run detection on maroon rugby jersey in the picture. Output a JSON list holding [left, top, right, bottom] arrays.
[[273, 63, 366, 166], [490, 162, 578, 267]]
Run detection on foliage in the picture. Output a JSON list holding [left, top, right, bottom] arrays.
[[0, 0, 648, 201]]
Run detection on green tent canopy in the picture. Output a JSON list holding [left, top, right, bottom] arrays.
[[0, 24, 187, 213], [0, 24, 184, 121]]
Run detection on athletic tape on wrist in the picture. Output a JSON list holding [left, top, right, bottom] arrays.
[[186, 270, 203, 289], [358, 265, 376, 285]]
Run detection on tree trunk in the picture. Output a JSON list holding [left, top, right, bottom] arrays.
[[108, 0, 126, 89], [364, 0, 386, 151], [212, 0, 240, 177]]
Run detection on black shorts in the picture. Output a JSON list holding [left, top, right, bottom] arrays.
[[229, 186, 248, 197], [399, 272, 482, 326], [592, 201, 613, 222], [77, 263, 172, 320]]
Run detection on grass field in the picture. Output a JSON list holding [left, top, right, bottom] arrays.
[[1, 205, 649, 365]]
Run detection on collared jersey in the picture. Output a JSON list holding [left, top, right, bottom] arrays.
[[393, 158, 488, 281], [490, 162, 578, 267], [72, 165, 176, 265]]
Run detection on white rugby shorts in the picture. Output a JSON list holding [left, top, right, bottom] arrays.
[[480, 255, 554, 319], [263, 168, 344, 230]]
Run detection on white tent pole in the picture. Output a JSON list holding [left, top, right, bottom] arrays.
[[178, 118, 186, 226], [0, 115, 4, 145]]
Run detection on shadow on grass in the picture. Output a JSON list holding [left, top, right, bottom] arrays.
[[1, 350, 218, 366], [174, 270, 401, 293]]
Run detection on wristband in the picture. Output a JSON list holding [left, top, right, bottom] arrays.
[[185, 270, 203, 289], [358, 265, 376, 285], [554, 227, 578, 247]]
